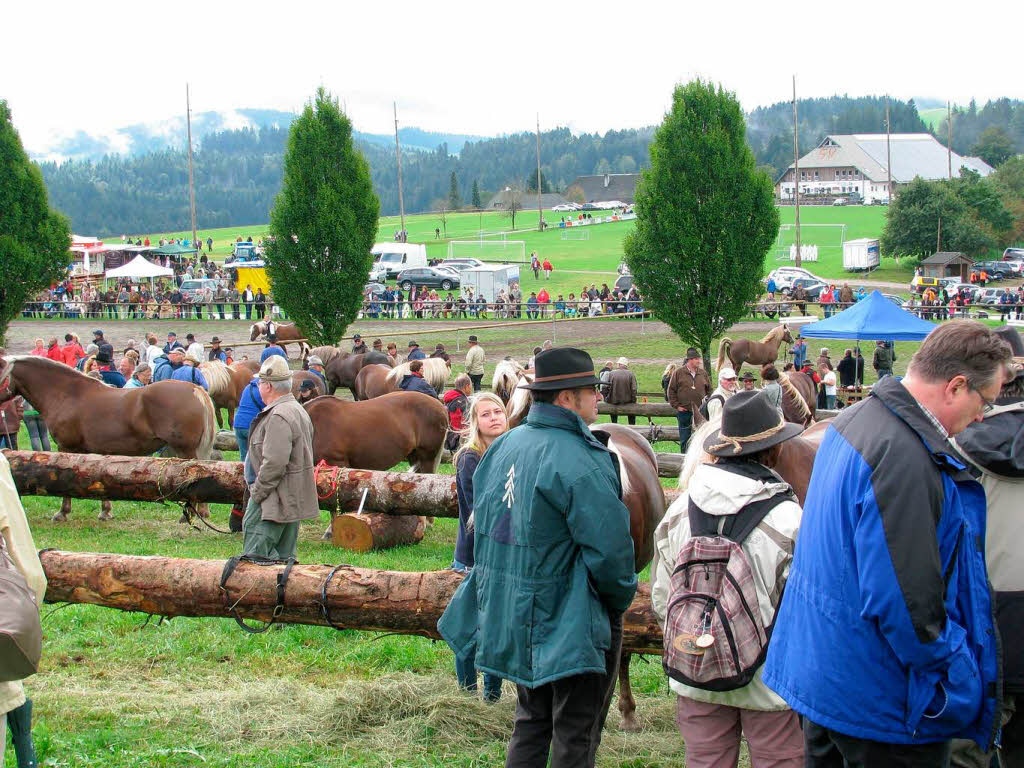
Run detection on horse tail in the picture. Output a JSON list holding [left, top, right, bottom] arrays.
[[193, 388, 217, 460], [716, 338, 732, 373]]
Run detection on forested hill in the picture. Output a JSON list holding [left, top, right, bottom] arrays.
[[38, 95, 1021, 236]]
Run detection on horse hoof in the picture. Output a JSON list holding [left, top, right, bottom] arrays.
[[178, 514, 189, 524], [52, 512, 67, 523], [98, 512, 113, 521], [619, 713, 641, 732]]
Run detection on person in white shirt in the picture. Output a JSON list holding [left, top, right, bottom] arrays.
[[819, 361, 837, 410], [706, 367, 738, 421], [185, 333, 205, 362], [144, 333, 164, 366]]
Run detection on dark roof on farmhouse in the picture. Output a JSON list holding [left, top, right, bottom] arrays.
[[921, 252, 973, 265], [567, 173, 639, 203], [485, 189, 566, 209]]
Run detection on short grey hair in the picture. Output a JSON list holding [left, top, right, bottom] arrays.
[[453, 373, 471, 390], [133, 363, 151, 376], [269, 378, 291, 394]]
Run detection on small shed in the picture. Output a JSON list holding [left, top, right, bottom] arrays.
[[920, 252, 974, 281], [460, 264, 521, 302]]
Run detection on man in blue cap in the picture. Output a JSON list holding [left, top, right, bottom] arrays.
[[439, 346, 637, 767]]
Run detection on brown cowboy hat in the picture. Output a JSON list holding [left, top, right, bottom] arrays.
[[704, 390, 804, 457]]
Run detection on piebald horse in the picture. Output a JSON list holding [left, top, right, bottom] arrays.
[[249, 321, 311, 358], [0, 356, 216, 521], [717, 324, 794, 374], [499, 379, 665, 731]]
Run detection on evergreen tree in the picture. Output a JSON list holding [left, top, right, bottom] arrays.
[[0, 101, 71, 344], [448, 171, 460, 210], [880, 177, 995, 258], [624, 81, 778, 372], [264, 88, 379, 346], [471, 179, 482, 209], [971, 126, 1015, 168]]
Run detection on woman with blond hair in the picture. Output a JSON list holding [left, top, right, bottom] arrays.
[[451, 392, 509, 701], [661, 362, 679, 398]]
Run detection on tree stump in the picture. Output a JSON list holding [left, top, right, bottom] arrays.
[[332, 512, 425, 551]]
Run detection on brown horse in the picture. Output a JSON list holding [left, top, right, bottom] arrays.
[[291, 371, 327, 404], [248, 321, 310, 357], [779, 370, 817, 427], [717, 325, 794, 374], [322, 352, 393, 397], [589, 423, 667, 732], [200, 360, 260, 428], [353, 364, 396, 400], [303, 391, 448, 474], [0, 355, 216, 521]]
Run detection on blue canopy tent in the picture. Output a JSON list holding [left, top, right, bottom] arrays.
[[798, 290, 937, 341]]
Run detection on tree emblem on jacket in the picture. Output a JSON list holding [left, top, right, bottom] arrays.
[[503, 464, 516, 509]]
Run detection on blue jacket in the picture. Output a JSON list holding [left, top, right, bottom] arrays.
[[398, 373, 437, 398], [99, 369, 126, 388], [170, 365, 209, 390], [151, 356, 176, 382], [763, 376, 999, 748], [260, 346, 286, 363], [407, 348, 426, 361], [234, 380, 265, 431]]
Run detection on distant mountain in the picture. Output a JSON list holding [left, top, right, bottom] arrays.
[[27, 108, 485, 162]]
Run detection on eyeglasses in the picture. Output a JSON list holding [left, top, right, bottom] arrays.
[[968, 384, 996, 414]]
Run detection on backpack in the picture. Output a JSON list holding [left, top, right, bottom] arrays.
[[698, 392, 724, 421], [663, 476, 796, 692]]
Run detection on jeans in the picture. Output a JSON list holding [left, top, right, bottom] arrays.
[[804, 719, 951, 768], [235, 427, 250, 463], [676, 409, 693, 452], [505, 612, 622, 768], [0, 432, 18, 450], [455, 650, 503, 702], [877, 368, 892, 380], [825, 394, 836, 410], [23, 413, 51, 451], [469, 374, 483, 392]]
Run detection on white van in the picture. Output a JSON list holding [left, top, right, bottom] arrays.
[[370, 243, 427, 280]]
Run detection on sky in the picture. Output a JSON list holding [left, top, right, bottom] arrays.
[[4, 0, 1022, 152]]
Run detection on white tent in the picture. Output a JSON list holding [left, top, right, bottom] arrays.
[[104, 254, 173, 280]]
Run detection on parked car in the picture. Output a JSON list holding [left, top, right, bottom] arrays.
[[551, 203, 581, 212], [364, 282, 388, 299], [975, 287, 1013, 305], [614, 273, 633, 293], [396, 266, 461, 291], [947, 282, 978, 300], [910, 275, 944, 294], [831, 198, 847, 206], [882, 294, 907, 308], [179, 278, 220, 300], [438, 258, 485, 272], [1003, 247, 1024, 261], [371, 242, 428, 279], [766, 266, 820, 292], [973, 262, 1011, 280], [783, 277, 828, 300], [1001, 259, 1024, 276]]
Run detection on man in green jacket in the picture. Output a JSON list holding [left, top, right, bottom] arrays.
[[439, 347, 637, 767]]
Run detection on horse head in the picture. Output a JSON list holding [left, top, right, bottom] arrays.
[[506, 373, 535, 428], [0, 357, 16, 403], [781, 324, 794, 345], [249, 323, 262, 341]]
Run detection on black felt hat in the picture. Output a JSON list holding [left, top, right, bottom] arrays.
[[520, 347, 602, 391], [704, 390, 804, 457]]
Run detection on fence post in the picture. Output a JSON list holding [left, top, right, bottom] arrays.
[[455, 329, 460, 352], [551, 312, 556, 344]]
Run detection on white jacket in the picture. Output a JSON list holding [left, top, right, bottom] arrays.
[[651, 461, 801, 710], [705, 385, 733, 421]]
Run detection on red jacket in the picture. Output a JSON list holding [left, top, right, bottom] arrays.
[[537, 289, 550, 303], [542, 260, 553, 271], [61, 342, 85, 366], [443, 389, 468, 431], [46, 344, 64, 363]]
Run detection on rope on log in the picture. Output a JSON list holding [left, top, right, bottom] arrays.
[[38, 550, 664, 655]]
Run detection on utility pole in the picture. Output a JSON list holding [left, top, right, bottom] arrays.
[[885, 96, 893, 204], [792, 75, 801, 268], [536, 113, 543, 232], [947, 101, 953, 180], [185, 83, 198, 251], [937, 215, 942, 253], [394, 102, 406, 242]]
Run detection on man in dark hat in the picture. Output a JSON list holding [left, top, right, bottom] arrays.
[[741, 370, 757, 391], [429, 343, 450, 363], [950, 326, 1024, 767], [666, 348, 711, 451], [163, 331, 183, 355], [92, 330, 114, 366], [208, 337, 226, 363], [351, 333, 368, 355], [439, 347, 637, 768], [406, 340, 426, 361], [94, 347, 126, 388], [651, 390, 805, 764]]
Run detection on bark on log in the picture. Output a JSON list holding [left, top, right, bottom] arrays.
[[214, 431, 237, 452], [657, 453, 683, 477], [39, 550, 664, 654], [332, 513, 425, 551], [625, 424, 680, 443], [4, 451, 458, 518], [598, 402, 676, 417]]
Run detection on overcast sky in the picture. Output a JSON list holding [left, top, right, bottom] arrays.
[[5, 0, 1022, 151]]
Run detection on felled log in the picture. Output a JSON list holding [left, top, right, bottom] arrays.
[[4, 451, 458, 518], [39, 550, 663, 654], [598, 402, 675, 417], [332, 513, 425, 551], [657, 453, 683, 477], [214, 431, 237, 452], [625, 424, 680, 443]]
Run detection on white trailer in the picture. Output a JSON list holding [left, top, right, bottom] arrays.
[[843, 238, 880, 271], [460, 264, 521, 302]]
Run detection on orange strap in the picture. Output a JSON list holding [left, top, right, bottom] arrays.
[[314, 460, 341, 501]]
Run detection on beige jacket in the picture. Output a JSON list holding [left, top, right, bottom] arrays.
[[0, 453, 46, 715], [247, 395, 319, 524], [465, 344, 485, 375]]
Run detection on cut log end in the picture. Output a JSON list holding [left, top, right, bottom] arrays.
[[332, 512, 425, 552]]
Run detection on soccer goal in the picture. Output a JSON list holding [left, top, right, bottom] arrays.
[[448, 239, 527, 263], [560, 228, 590, 241], [773, 224, 846, 262]]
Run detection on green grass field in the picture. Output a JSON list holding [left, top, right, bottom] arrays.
[[918, 107, 948, 131]]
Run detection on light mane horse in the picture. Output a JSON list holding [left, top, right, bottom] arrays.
[[716, 324, 794, 374], [492, 359, 527, 405], [386, 358, 450, 393]]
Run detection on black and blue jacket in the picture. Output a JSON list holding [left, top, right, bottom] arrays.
[[764, 376, 999, 748]]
